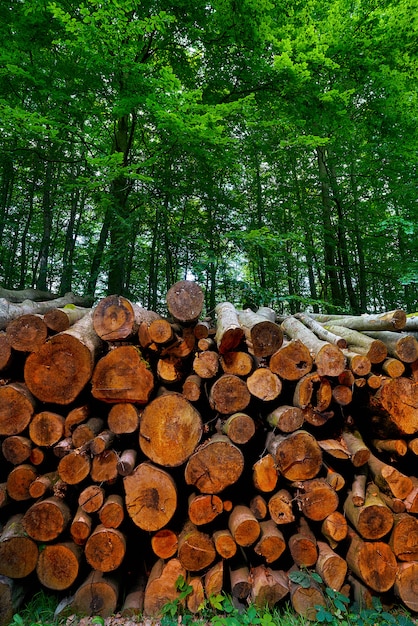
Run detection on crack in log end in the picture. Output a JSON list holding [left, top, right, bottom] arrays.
[[296, 361, 308, 370]]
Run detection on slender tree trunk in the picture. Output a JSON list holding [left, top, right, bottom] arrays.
[[316, 147, 343, 309], [350, 163, 367, 312], [36, 160, 54, 291], [87, 207, 111, 298]]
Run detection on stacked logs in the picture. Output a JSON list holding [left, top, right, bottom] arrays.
[[1, 283, 418, 623]]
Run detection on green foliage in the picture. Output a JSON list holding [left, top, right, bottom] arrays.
[[10, 590, 61, 626]]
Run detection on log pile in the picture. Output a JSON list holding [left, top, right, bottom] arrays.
[[1, 283, 418, 622]]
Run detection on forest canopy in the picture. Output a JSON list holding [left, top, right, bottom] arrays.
[[0, 0, 417, 315]]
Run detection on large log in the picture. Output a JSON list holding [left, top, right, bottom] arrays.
[[124, 462, 177, 531], [368, 376, 418, 435], [0, 575, 25, 626], [6, 314, 47, 352], [267, 430, 323, 481], [24, 312, 102, 404], [0, 515, 39, 578], [345, 529, 397, 593], [310, 309, 407, 331], [143, 558, 186, 616], [72, 570, 119, 618], [214, 302, 244, 354], [166, 280, 204, 324], [0, 383, 36, 436], [36, 542, 82, 590], [185, 434, 245, 494], [139, 392, 202, 467], [91, 345, 154, 404]]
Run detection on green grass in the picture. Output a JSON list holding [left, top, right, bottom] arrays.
[[8, 576, 417, 626]]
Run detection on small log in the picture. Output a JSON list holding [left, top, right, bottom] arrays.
[[269, 339, 313, 381], [252, 454, 279, 493], [288, 517, 318, 567], [318, 438, 351, 460], [70, 507, 92, 545], [29, 411, 64, 447], [148, 318, 174, 344], [29, 446, 44, 466], [139, 392, 202, 467], [90, 429, 115, 455], [44, 305, 90, 332], [188, 493, 224, 526], [297, 478, 339, 521], [92, 295, 138, 340], [341, 429, 371, 467], [36, 542, 82, 590], [254, 519, 286, 564], [367, 451, 413, 499], [64, 404, 90, 437], [295, 312, 347, 347], [156, 354, 183, 383], [151, 529, 178, 559], [315, 541, 347, 591], [73, 570, 119, 618], [182, 374, 202, 401], [166, 280, 204, 324], [28, 471, 62, 499], [250, 565, 289, 608], [372, 438, 408, 457], [58, 449, 91, 485], [324, 324, 387, 363], [6, 463, 38, 501], [124, 462, 177, 531], [0, 383, 36, 436], [0, 514, 39, 578], [0, 332, 12, 370], [2, 436, 32, 465], [268, 430, 322, 481], [324, 464, 345, 491], [185, 434, 244, 494], [143, 558, 186, 616], [389, 513, 418, 561], [293, 372, 332, 413], [332, 384, 353, 406], [351, 469, 368, 506], [382, 357, 405, 378], [281, 316, 345, 377], [0, 575, 25, 626], [177, 522, 216, 572], [268, 489, 295, 524], [91, 345, 154, 404], [192, 350, 219, 379], [343, 483, 394, 540], [116, 449, 137, 476], [6, 313, 47, 352], [214, 302, 244, 354], [345, 528, 397, 592], [84, 524, 126, 572], [219, 351, 254, 376], [342, 350, 372, 376], [187, 577, 205, 614], [22, 496, 71, 542], [404, 477, 418, 514], [213, 529, 237, 560], [289, 566, 326, 621], [250, 494, 268, 520], [230, 564, 251, 600], [222, 412, 255, 445], [24, 311, 102, 404], [197, 336, 216, 351], [107, 403, 140, 434], [194, 319, 211, 339], [237, 308, 283, 357], [98, 494, 125, 528], [121, 576, 146, 617], [205, 560, 224, 597], [78, 485, 105, 513], [72, 417, 104, 448], [246, 367, 282, 402], [267, 405, 304, 433], [228, 505, 260, 547], [364, 331, 418, 363], [394, 562, 418, 613], [209, 373, 251, 414], [321, 511, 348, 548]]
